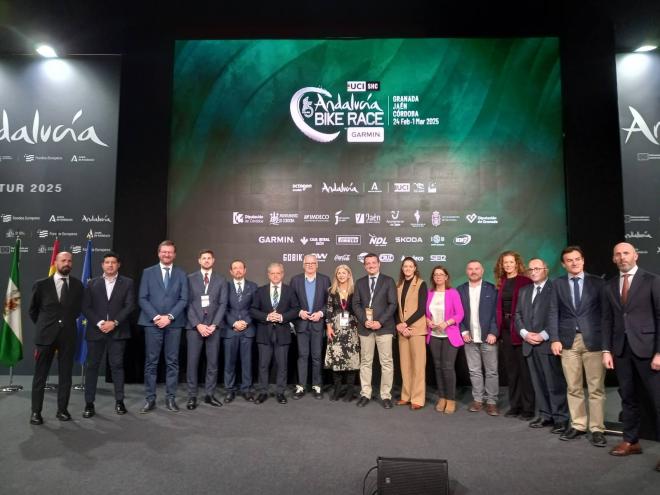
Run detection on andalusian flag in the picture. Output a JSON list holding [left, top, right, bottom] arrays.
[[48, 238, 60, 276], [0, 239, 23, 367]]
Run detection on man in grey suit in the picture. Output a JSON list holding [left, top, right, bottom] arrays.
[[81, 252, 135, 418], [515, 258, 569, 432], [352, 253, 398, 409], [138, 240, 189, 413], [602, 242, 660, 463], [290, 254, 331, 400], [185, 249, 227, 410], [548, 246, 606, 446]]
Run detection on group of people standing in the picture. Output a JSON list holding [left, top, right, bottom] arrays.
[[27, 240, 659, 471]]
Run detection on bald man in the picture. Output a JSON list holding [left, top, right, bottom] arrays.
[[602, 242, 660, 462]]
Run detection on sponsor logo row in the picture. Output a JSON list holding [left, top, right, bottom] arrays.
[[280, 253, 448, 264], [4, 228, 112, 240], [257, 234, 472, 247], [292, 181, 439, 194], [1, 213, 112, 223]]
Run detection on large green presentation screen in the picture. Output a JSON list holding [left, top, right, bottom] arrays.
[[169, 38, 565, 282]]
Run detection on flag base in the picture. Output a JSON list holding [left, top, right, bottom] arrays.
[[0, 384, 23, 393]]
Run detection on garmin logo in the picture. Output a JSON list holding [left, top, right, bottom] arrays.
[[0, 110, 108, 147], [258, 236, 294, 244]]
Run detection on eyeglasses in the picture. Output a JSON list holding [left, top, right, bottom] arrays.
[[527, 267, 547, 273], [433, 273, 448, 278]]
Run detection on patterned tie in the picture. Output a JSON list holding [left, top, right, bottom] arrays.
[[236, 282, 243, 302], [60, 277, 69, 304], [532, 285, 541, 306], [621, 274, 630, 305], [272, 285, 279, 308], [370, 276, 376, 293], [163, 267, 170, 289], [571, 277, 581, 310], [204, 272, 209, 286]]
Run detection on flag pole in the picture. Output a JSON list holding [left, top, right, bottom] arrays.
[[73, 363, 85, 390], [0, 366, 23, 392], [1, 238, 24, 391]]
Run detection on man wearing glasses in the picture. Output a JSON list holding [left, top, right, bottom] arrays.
[[547, 246, 607, 447]]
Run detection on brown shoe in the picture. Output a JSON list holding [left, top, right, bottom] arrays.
[[435, 398, 447, 413], [410, 403, 423, 410], [609, 441, 642, 456], [444, 400, 456, 414], [396, 399, 410, 406], [486, 403, 499, 416], [468, 401, 483, 412]]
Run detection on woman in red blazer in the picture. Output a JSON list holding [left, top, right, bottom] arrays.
[[425, 265, 465, 414]]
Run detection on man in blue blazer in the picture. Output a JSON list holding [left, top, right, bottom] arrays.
[[250, 262, 299, 405], [223, 259, 258, 403], [457, 260, 500, 416], [185, 249, 227, 410], [547, 246, 606, 445], [290, 254, 331, 400], [81, 252, 135, 418], [137, 240, 189, 413]]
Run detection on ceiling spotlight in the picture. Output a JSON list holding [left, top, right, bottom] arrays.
[[36, 44, 58, 58], [634, 45, 657, 53]]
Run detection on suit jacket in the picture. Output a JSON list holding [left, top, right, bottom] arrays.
[[515, 280, 554, 356], [137, 264, 189, 327], [224, 279, 258, 338], [425, 288, 465, 346], [548, 273, 605, 352], [352, 273, 398, 337], [82, 275, 135, 341], [250, 283, 299, 345], [457, 280, 498, 341], [496, 275, 532, 345], [290, 272, 331, 333], [186, 270, 228, 330], [601, 268, 660, 358], [29, 276, 84, 346]]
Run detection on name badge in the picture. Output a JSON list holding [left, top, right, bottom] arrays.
[[339, 312, 349, 328], [201, 295, 210, 308], [365, 307, 374, 322]]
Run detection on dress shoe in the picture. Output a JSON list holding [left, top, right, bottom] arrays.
[[293, 385, 305, 400], [330, 386, 342, 401], [486, 404, 500, 416], [559, 427, 587, 441], [186, 397, 198, 410], [504, 408, 520, 418], [204, 395, 223, 407], [529, 417, 554, 428], [224, 392, 236, 403], [343, 386, 355, 402], [551, 421, 568, 434], [468, 401, 483, 412], [590, 431, 607, 447], [139, 400, 156, 414], [56, 410, 72, 421], [444, 400, 456, 414], [82, 403, 95, 418], [30, 412, 43, 425], [165, 398, 180, 412], [254, 393, 268, 404], [435, 398, 447, 413], [243, 392, 254, 402], [356, 396, 370, 407], [519, 412, 535, 421], [115, 400, 127, 415], [609, 441, 642, 456], [382, 398, 393, 409], [276, 393, 287, 404], [312, 386, 324, 400], [396, 399, 411, 406], [410, 403, 423, 411]]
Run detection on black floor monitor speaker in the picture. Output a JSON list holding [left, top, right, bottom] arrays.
[[377, 457, 449, 495]]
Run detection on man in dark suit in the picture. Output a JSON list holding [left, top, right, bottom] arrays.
[[352, 253, 398, 409], [29, 251, 84, 425], [185, 249, 227, 410], [223, 259, 258, 403], [81, 252, 135, 418], [548, 246, 606, 446], [290, 254, 331, 400], [457, 260, 500, 416], [137, 240, 189, 413], [602, 242, 660, 462], [250, 262, 299, 404], [515, 258, 569, 432]]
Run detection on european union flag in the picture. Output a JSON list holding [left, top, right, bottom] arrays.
[[74, 239, 93, 364]]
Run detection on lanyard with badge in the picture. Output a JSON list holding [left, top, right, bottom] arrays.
[[339, 295, 350, 328], [201, 272, 210, 308]]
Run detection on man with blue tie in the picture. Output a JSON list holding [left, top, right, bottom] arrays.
[[223, 259, 258, 403], [290, 254, 331, 400], [548, 246, 606, 446], [138, 240, 189, 413], [185, 249, 227, 410]]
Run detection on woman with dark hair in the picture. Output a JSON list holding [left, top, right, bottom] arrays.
[[425, 265, 465, 414], [494, 250, 534, 419], [395, 257, 428, 410], [325, 264, 360, 401]]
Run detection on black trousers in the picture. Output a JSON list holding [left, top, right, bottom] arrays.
[[257, 332, 289, 394], [500, 318, 535, 414], [85, 336, 127, 403], [616, 338, 660, 443], [32, 328, 75, 413]]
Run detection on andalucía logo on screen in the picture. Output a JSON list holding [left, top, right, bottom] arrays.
[[290, 83, 384, 143]]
